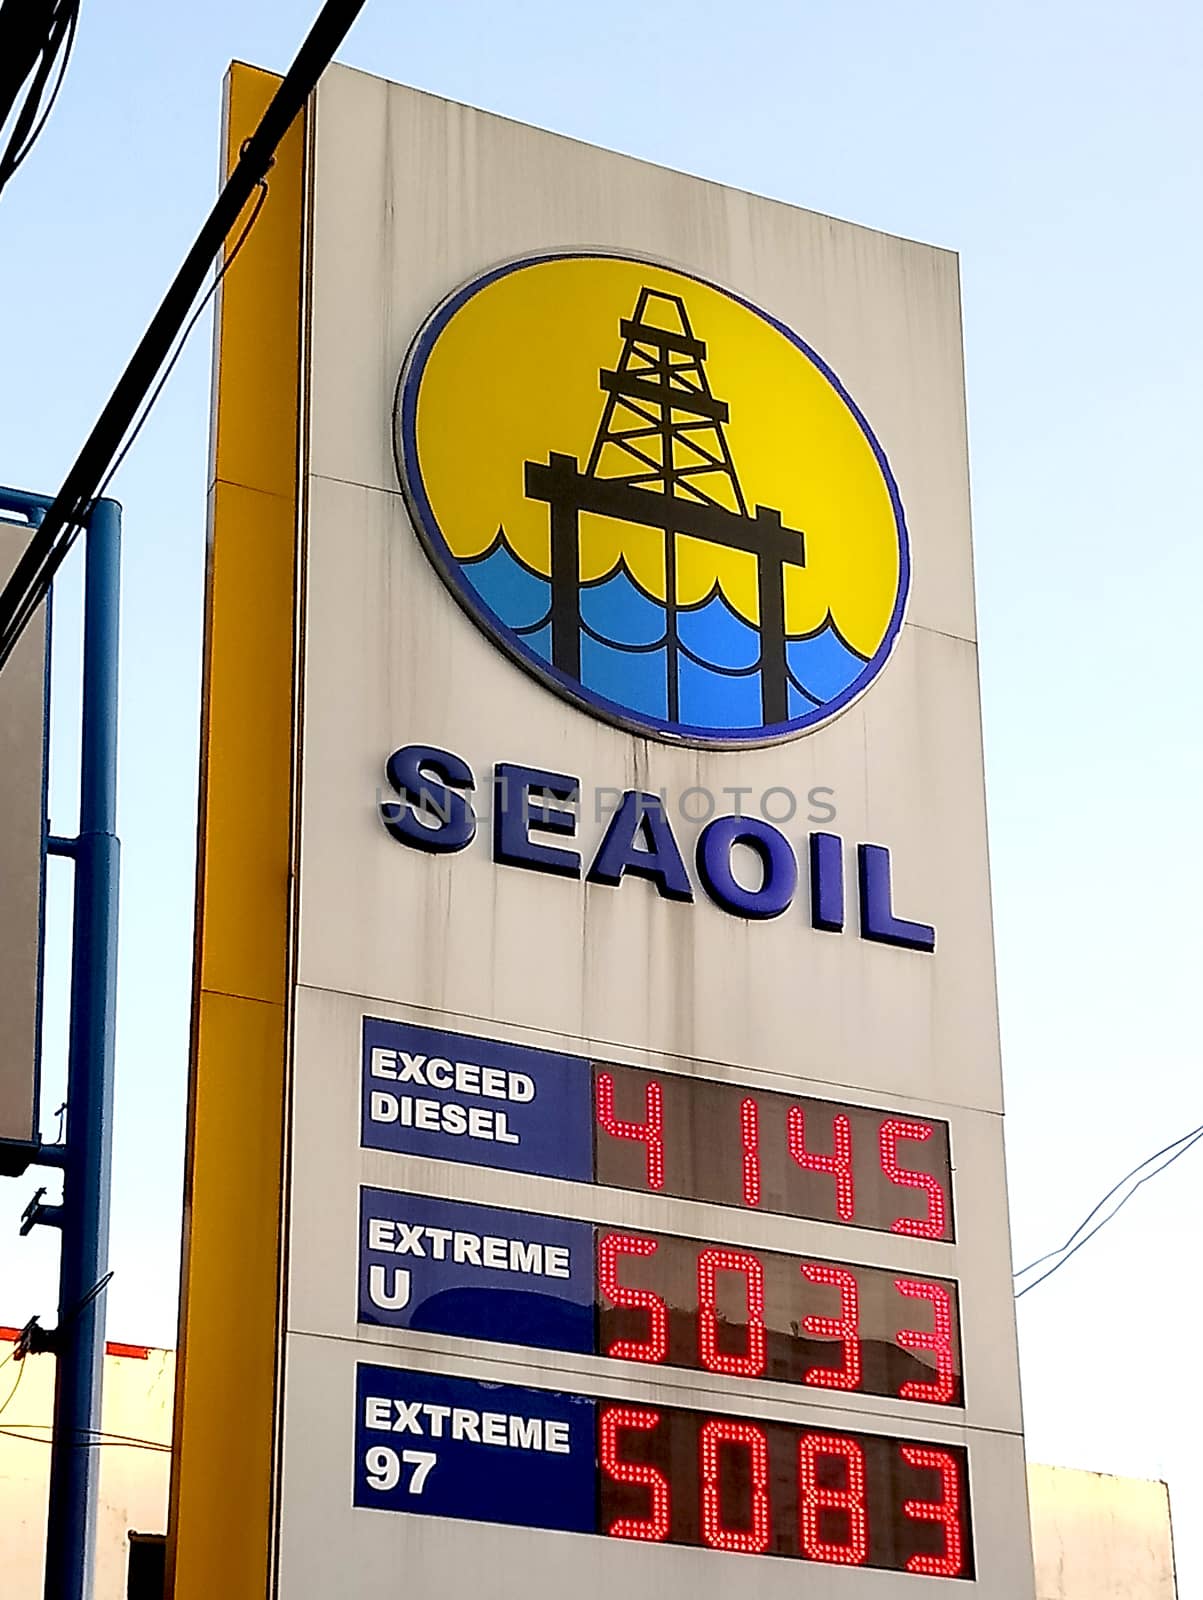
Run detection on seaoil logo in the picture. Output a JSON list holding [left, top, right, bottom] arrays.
[[395, 253, 909, 747]]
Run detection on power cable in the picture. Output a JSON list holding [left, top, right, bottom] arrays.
[[93, 170, 270, 507], [1014, 1119, 1203, 1278], [1015, 1124, 1203, 1300], [5, 1423, 171, 1446], [0, 174, 265, 665], [0, 1425, 170, 1452], [0, 0, 80, 198], [1, 3, 76, 179], [0, 0, 369, 673], [0, 1355, 26, 1422], [57, 1268, 113, 1335]]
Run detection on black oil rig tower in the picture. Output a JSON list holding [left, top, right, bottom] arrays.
[[524, 286, 806, 724]]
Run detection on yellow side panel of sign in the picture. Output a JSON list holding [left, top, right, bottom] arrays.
[[168, 62, 305, 1598]]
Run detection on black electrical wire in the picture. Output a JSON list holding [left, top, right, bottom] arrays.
[[0, 0, 369, 673], [55, 1268, 113, 1334], [0, 1425, 170, 1452], [92, 173, 270, 508], [1014, 1119, 1203, 1279], [1, 7, 76, 180], [1014, 1124, 1203, 1301], [0, 0, 80, 197], [0, 1356, 26, 1423], [3, 1422, 172, 1446]]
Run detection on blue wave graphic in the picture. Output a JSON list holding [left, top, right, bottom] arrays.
[[679, 588, 760, 670], [581, 635, 669, 719], [463, 539, 551, 632], [520, 621, 552, 663], [679, 654, 764, 727], [787, 625, 866, 704], [581, 567, 666, 647], [455, 539, 871, 729], [787, 680, 822, 719]]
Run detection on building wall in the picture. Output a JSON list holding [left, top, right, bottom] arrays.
[[0, 1328, 172, 1599], [0, 1326, 1178, 1599], [1029, 1463, 1178, 1600]]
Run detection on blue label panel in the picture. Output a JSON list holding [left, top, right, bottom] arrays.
[[354, 1364, 597, 1533], [359, 1189, 594, 1354], [361, 1017, 592, 1180]]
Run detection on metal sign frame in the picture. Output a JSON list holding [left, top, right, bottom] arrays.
[[0, 493, 51, 1175]]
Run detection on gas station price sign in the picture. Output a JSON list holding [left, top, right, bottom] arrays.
[[354, 1365, 974, 1579], [362, 1017, 955, 1240], [359, 1019, 968, 1569], [359, 1190, 963, 1407], [177, 67, 1037, 1600]]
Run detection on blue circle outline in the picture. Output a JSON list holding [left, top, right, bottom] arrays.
[[394, 252, 911, 749]]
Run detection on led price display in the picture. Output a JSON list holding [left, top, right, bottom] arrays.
[[361, 1018, 956, 1241], [358, 1189, 962, 1407], [597, 1227, 961, 1406], [595, 1062, 954, 1240], [356, 1364, 974, 1579], [599, 1399, 972, 1577]]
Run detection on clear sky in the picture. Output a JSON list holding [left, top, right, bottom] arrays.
[[2, 0, 1200, 1590]]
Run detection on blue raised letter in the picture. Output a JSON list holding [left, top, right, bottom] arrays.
[[494, 763, 581, 878], [696, 816, 797, 920], [380, 745, 476, 854], [587, 792, 693, 902], [809, 832, 844, 932], [857, 843, 935, 952]]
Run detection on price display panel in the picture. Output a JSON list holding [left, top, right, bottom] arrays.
[[595, 1062, 954, 1240], [355, 1364, 974, 1580], [359, 1190, 963, 1407], [597, 1225, 961, 1405], [362, 1018, 955, 1241]]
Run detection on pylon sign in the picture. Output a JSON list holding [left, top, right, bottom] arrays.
[[170, 63, 1036, 1600], [0, 515, 48, 1173]]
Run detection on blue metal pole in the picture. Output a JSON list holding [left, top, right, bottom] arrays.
[[43, 498, 121, 1600], [0, 486, 53, 522]]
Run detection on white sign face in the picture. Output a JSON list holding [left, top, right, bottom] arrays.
[[0, 519, 47, 1169], [273, 66, 1035, 1598]]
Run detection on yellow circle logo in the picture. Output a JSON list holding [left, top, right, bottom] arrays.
[[396, 253, 909, 745]]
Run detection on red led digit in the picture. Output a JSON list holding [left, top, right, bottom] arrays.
[[800, 1264, 862, 1391], [597, 1233, 668, 1363], [879, 1118, 947, 1238], [699, 1418, 771, 1553], [697, 1248, 766, 1378], [895, 1278, 957, 1404], [901, 1445, 964, 1576], [599, 1407, 671, 1542], [596, 1072, 665, 1190], [740, 1097, 761, 1207], [787, 1106, 854, 1220], [797, 1433, 869, 1566]]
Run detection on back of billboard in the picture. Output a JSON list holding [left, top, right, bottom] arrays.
[[0, 519, 47, 1173], [172, 62, 1036, 1600]]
